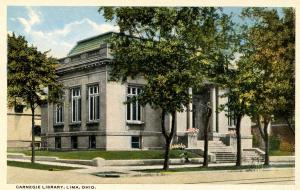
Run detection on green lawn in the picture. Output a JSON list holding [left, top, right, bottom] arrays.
[[270, 150, 294, 156], [9, 150, 199, 160], [7, 161, 81, 171], [136, 164, 295, 173]]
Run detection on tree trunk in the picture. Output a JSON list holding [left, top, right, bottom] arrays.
[[236, 115, 242, 166], [203, 107, 211, 167], [263, 120, 270, 166], [161, 110, 176, 170], [31, 104, 35, 164], [163, 139, 171, 170]]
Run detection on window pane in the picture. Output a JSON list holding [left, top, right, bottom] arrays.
[[127, 87, 130, 94], [138, 103, 141, 121], [90, 87, 93, 94], [72, 100, 75, 122], [95, 96, 100, 119], [55, 137, 61, 149], [89, 136, 96, 149], [78, 98, 81, 121], [58, 107, 61, 122], [131, 136, 140, 148], [71, 136, 78, 149], [90, 97, 94, 121], [132, 101, 136, 120], [132, 88, 136, 94], [127, 102, 131, 120]]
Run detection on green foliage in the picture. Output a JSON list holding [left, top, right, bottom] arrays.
[[240, 8, 295, 121], [99, 7, 236, 113], [7, 33, 63, 108], [99, 8, 236, 170], [252, 133, 261, 148], [8, 33, 63, 163], [269, 135, 280, 151]]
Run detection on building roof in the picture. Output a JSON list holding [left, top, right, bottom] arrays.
[[67, 32, 117, 57]]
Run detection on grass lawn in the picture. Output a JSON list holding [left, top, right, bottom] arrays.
[[7, 161, 81, 171], [135, 164, 295, 173], [8, 150, 199, 160], [270, 150, 294, 156]]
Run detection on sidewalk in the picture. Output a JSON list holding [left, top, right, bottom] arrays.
[[7, 165, 295, 184], [7, 157, 295, 177]]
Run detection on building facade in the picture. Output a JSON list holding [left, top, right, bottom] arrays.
[[7, 106, 41, 149], [42, 32, 253, 151]]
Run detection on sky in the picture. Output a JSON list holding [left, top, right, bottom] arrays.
[[7, 6, 246, 58]]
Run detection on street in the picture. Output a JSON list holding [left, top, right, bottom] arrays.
[[7, 166, 294, 184]]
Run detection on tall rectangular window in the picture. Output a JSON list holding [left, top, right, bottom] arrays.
[[88, 85, 100, 121], [227, 98, 237, 127], [127, 86, 141, 122], [71, 88, 81, 122], [55, 105, 64, 123]]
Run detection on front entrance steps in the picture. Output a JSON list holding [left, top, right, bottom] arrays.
[[189, 140, 264, 163]]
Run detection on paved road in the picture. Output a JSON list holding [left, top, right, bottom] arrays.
[[7, 166, 294, 184]]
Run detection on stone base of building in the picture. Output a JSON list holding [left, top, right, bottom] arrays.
[[7, 140, 42, 150], [44, 132, 168, 150]]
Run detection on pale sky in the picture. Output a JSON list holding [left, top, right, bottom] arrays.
[[7, 6, 251, 59]]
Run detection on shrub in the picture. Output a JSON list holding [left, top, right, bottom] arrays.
[[280, 141, 295, 152], [269, 135, 280, 151], [252, 133, 261, 148], [171, 143, 186, 150]]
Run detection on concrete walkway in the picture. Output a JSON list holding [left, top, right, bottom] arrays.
[[7, 157, 295, 184]]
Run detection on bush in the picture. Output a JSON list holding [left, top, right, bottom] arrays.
[[252, 133, 261, 148], [269, 135, 280, 151], [171, 143, 186, 150], [280, 141, 295, 152]]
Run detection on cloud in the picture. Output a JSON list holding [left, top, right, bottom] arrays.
[[15, 8, 119, 58], [17, 7, 41, 33]]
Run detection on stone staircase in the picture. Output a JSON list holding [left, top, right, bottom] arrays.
[[196, 140, 264, 163]]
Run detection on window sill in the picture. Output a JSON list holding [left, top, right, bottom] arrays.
[[69, 122, 81, 126], [127, 121, 144, 125], [87, 120, 100, 125], [54, 123, 64, 127]]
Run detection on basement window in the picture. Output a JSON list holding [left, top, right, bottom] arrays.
[[131, 136, 140, 149]]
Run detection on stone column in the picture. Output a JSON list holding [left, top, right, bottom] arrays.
[[64, 88, 69, 132], [210, 86, 216, 133], [48, 103, 54, 133]]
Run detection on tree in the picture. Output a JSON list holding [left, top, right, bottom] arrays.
[[7, 33, 62, 163], [100, 7, 235, 170], [196, 9, 237, 167], [218, 57, 257, 166], [272, 8, 295, 135], [100, 7, 236, 169], [240, 7, 295, 165]]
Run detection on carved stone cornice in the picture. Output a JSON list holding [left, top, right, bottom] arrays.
[[57, 58, 113, 75]]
